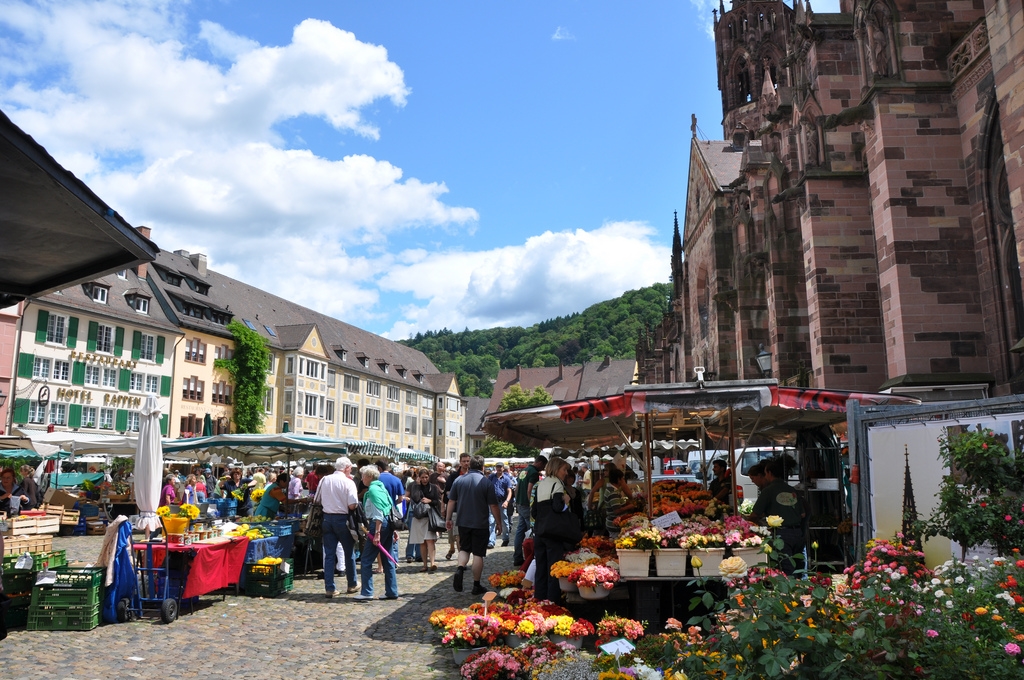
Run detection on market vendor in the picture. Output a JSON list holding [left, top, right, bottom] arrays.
[[253, 474, 290, 518], [159, 474, 178, 507], [0, 468, 30, 515], [708, 459, 732, 504], [602, 467, 638, 537], [749, 457, 805, 574], [18, 465, 40, 510]]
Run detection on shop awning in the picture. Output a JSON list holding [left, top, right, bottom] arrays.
[[393, 447, 437, 464], [15, 428, 139, 456], [0, 108, 158, 307], [483, 380, 921, 448], [162, 434, 395, 465]]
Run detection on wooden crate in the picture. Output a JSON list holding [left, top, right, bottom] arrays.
[[60, 509, 80, 526], [3, 516, 37, 536], [2, 534, 53, 555], [35, 516, 60, 535], [42, 504, 64, 520]]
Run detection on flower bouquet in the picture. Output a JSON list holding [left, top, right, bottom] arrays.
[[615, 527, 662, 551], [568, 564, 620, 590], [441, 614, 502, 649], [595, 614, 645, 648], [459, 646, 529, 679], [562, 548, 603, 563], [430, 607, 468, 634], [250, 487, 265, 503], [489, 570, 525, 589], [549, 561, 579, 579]]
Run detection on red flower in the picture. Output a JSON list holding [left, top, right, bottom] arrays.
[[980, 502, 987, 508]]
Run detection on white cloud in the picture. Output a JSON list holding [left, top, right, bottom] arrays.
[[198, 20, 258, 61], [551, 26, 575, 41], [381, 221, 671, 338]]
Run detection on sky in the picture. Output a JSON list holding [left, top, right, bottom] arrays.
[[0, 0, 839, 339]]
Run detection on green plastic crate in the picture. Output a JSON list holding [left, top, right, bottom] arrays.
[[52, 565, 104, 589], [26, 603, 101, 631], [4, 605, 29, 629], [244, 572, 293, 597], [2, 569, 37, 594], [244, 557, 293, 582], [2, 549, 66, 573], [31, 584, 102, 608]]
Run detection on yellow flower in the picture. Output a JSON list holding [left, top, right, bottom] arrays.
[[718, 556, 748, 578], [764, 544, 773, 554], [811, 541, 819, 551], [766, 516, 784, 528], [975, 607, 988, 616], [691, 556, 703, 570]]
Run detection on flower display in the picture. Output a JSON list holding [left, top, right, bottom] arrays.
[[844, 537, 931, 588], [489, 570, 525, 589], [459, 646, 528, 680], [595, 614, 645, 647], [615, 526, 663, 551], [549, 561, 581, 579], [546, 614, 576, 636], [718, 555, 748, 579], [249, 487, 264, 503], [568, 564, 621, 589], [579, 536, 618, 557], [156, 506, 171, 517], [440, 614, 502, 649], [178, 503, 200, 520], [514, 619, 537, 637], [429, 607, 467, 632], [568, 618, 595, 638]]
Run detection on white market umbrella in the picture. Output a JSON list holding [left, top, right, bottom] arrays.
[[134, 394, 163, 536]]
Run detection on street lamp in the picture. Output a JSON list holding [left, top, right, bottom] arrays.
[[755, 344, 773, 377]]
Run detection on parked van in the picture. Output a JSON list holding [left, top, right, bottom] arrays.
[[692, 446, 798, 503]]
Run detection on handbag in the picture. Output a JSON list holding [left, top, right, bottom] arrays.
[[348, 504, 368, 549], [390, 502, 408, 531], [412, 501, 431, 519], [533, 484, 582, 544], [427, 506, 446, 534], [306, 500, 324, 539]]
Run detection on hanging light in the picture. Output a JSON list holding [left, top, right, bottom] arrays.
[[755, 344, 773, 377]]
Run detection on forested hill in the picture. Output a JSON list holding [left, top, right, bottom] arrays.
[[399, 283, 672, 397]]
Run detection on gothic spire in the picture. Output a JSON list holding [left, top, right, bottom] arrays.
[[901, 444, 921, 545], [672, 211, 682, 257]]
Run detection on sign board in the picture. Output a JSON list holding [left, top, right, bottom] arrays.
[[651, 511, 682, 529], [599, 638, 636, 656]]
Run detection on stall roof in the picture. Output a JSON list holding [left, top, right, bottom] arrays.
[[162, 433, 395, 465], [0, 108, 158, 307], [483, 380, 921, 448], [16, 428, 140, 456]]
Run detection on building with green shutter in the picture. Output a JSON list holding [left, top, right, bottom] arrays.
[[8, 264, 181, 438]]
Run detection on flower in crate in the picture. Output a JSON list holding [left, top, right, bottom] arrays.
[[521, 639, 579, 667], [616, 526, 662, 551], [569, 564, 621, 589], [488, 570, 525, 589], [440, 614, 501, 648], [719, 556, 748, 579], [459, 646, 529, 680]]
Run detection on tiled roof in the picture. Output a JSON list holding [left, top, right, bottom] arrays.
[[274, 323, 317, 351], [696, 140, 744, 188], [486, 359, 637, 413], [465, 397, 490, 437], [39, 268, 180, 333], [421, 372, 459, 395], [145, 249, 439, 385]]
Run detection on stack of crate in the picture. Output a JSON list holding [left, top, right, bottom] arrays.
[[27, 566, 104, 631], [243, 558, 294, 597], [2, 550, 68, 630]]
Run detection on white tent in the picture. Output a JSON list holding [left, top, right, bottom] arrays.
[[134, 395, 163, 535], [15, 427, 140, 456]]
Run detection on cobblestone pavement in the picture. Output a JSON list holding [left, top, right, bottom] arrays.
[[4, 533, 517, 680]]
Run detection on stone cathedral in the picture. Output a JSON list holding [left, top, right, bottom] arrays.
[[637, 0, 1024, 400]]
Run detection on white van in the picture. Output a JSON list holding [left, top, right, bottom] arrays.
[[692, 446, 798, 502]]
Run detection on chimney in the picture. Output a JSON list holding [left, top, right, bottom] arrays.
[[174, 249, 190, 257], [558, 361, 563, 380], [515, 365, 521, 383], [135, 226, 151, 279], [602, 356, 611, 368], [189, 252, 208, 277]]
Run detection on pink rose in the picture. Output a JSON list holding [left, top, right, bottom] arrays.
[[926, 630, 938, 638]]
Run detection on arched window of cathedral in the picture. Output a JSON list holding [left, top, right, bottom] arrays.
[[735, 57, 751, 104], [728, 22, 735, 40], [697, 267, 710, 339]]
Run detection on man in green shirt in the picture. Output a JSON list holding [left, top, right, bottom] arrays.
[[512, 454, 547, 566], [750, 458, 805, 574]]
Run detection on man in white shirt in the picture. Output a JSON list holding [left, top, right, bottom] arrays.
[[316, 457, 360, 598]]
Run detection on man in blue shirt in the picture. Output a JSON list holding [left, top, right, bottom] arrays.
[[376, 459, 406, 565], [488, 463, 515, 548]]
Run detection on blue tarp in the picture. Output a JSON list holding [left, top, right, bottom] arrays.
[[102, 521, 137, 624]]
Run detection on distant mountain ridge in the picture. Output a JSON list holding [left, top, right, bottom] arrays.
[[399, 282, 672, 397]]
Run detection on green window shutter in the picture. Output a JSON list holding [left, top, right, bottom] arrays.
[[66, 316, 79, 348], [160, 414, 169, 436], [160, 375, 172, 397], [18, 352, 35, 378], [35, 309, 49, 344], [119, 368, 131, 392], [13, 398, 29, 423], [87, 321, 98, 352], [114, 326, 125, 357], [68, 404, 82, 429], [131, 330, 142, 360], [71, 361, 86, 386], [115, 409, 128, 432], [156, 336, 166, 365]]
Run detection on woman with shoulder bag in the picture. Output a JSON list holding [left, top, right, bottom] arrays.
[[532, 457, 580, 602], [406, 467, 443, 573]]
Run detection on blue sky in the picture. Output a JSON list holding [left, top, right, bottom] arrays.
[[0, 0, 838, 338]]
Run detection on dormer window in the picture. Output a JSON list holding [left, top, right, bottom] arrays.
[[88, 284, 109, 304], [378, 361, 389, 374], [413, 371, 423, 384], [398, 368, 407, 379], [356, 353, 368, 368], [117, 270, 127, 280], [155, 266, 183, 286]]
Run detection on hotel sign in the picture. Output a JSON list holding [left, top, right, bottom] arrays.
[[68, 350, 138, 370]]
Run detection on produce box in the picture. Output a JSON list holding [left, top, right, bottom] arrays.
[[42, 504, 65, 520], [43, 488, 80, 510], [31, 583, 102, 609], [4, 605, 29, 629], [244, 572, 293, 597], [2, 535, 53, 555], [2, 569, 37, 594], [60, 509, 81, 526], [244, 557, 293, 581], [52, 566, 105, 590], [3, 515, 37, 536], [35, 515, 60, 534], [27, 603, 101, 631]]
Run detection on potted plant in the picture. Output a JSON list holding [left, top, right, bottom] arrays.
[[550, 560, 580, 592], [615, 525, 662, 577], [441, 614, 501, 664], [458, 647, 529, 679], [568, 564, 620, 600]]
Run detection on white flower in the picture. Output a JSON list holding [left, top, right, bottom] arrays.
[[992, 608, 1000, 615], [946, 600, 954, 608], [977, 566, 987, 572], [934, 589, 945, 598], [931, 578, 942, 585], [954, 576, 965, 584]]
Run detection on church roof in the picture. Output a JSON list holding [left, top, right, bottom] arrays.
[[697, 141, 744, 188]]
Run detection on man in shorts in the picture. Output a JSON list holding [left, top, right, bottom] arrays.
[[446, 455, 503, 595]]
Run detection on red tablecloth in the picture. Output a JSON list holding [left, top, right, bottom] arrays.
[[132, 537, 250, 598]]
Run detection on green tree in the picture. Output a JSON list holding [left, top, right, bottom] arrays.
[[476, 438, 520, 459], [498, 384, 553, 411], [214, 320, 271, 433]]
